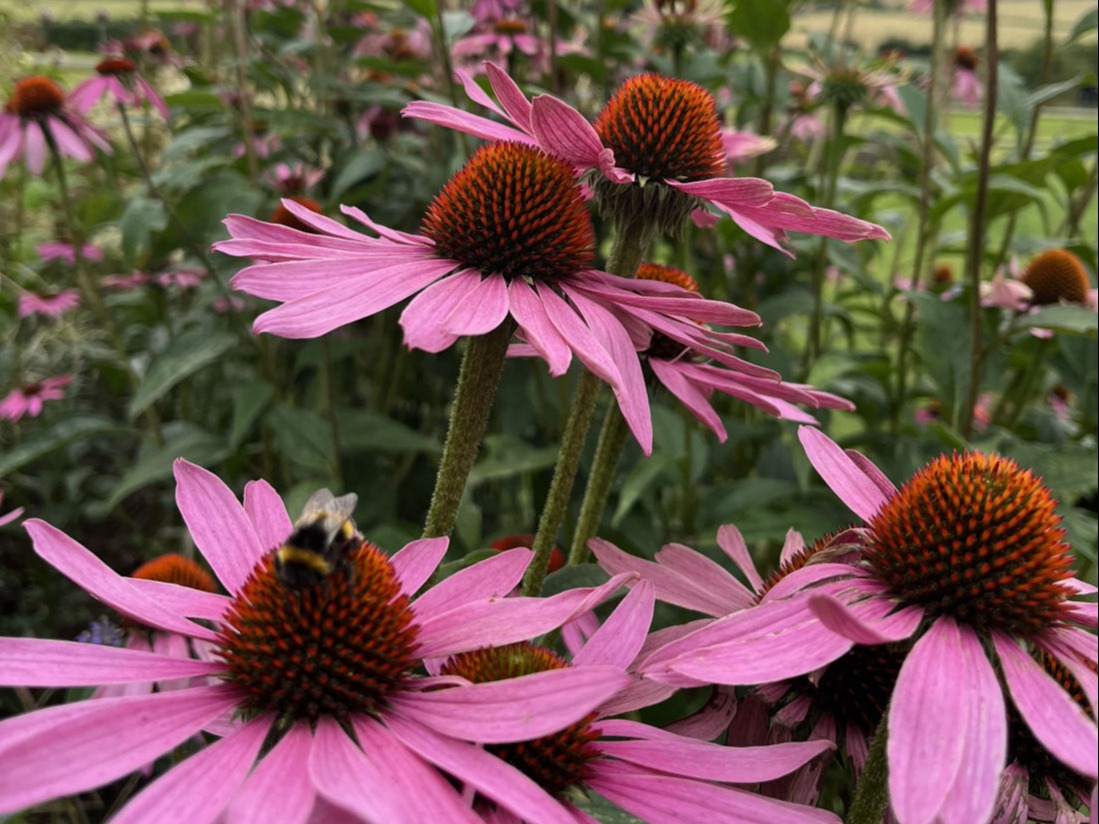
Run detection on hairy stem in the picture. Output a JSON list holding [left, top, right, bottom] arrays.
[[567, 402, 630, 566], [848, 716, 890, 824]]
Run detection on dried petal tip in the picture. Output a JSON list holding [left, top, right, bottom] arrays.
[[131, 553, 218, 593], [869, 452, 1075, 635], [1021, 249, 1092, 306], [422, 142, 595, 281], [594, 74, 724, 183], [442, 643, 601, 797], [8, 76, 66, 117]]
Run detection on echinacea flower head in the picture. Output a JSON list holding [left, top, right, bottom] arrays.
[[950, 47, 983, 107], [267, 161, 325, 195], [0, 76, 112, 180], [69, 57, 169, 119], [17, 288, 81, 318], [403, 64, 890, 253], [1021, 249, 1093, 306], [0, 374, 73, 421], [646, 428, 1097, 824], [216, 141, 762, 453], [0, 461, 639, 821]]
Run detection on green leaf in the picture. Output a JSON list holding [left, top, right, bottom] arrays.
[[402, 0, 437, 19], [1028, 76, 1084, 109], [329, 151, 386, 201], [98, 424, 229, 514], [229, 380, 276, 448], [468, 435, 559, 484], [541, 564, 610, 597], [612, 455, 675, 527], [1067, 7, 1098, 44], [337, 409, 441, 454], [725, 0, 790, 49], [912, 292, 972, 415], [173, 170, 264, 239], [266, 404, 333, 473], [129, 329, 237, 419], [1019, 305, 1099, 338], [118, 194, 167, 269], [0, 416, 123, 479]]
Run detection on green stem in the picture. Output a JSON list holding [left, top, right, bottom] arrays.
[[848, 716, 890, 824], [230, 0, 258, 185], [521, 368, 601, 596], [567, 402, 629, 566], [422, 319, 517, 539], [321, 336, 343, 487], [960, 0, 999, 438]]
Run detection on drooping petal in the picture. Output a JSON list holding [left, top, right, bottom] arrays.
[[808, 592, 923, 644], [390, 537, 449, 599], [0, 686, 239, 815], [226, 723, 315, 824], [508, 278, 573, 376], [798, 426, 891, 521], [573, 580, 654, 669], [530, 94, 612, 170], [0, 637, 221, 686], [243, 479, 292, 551], [110, 716, 269, 824], [174, 459, 264, 594], [668, 177, 775, 208], [536, 282, 621, 389], [440, 273, 511, 339], [648, 357, 727, 442], [389, 666, 631, 743], [399, 269, 485, 353], [716, 523, 765, 594], [402, 101, 534, 145]]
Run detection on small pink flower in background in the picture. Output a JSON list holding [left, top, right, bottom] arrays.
[[951, 47, 983, 107], [17, 288, 81, 318], [37, 240, 104, 265], [0, 374, 73, 421], [789, 111, 827, 142], [265, 161, 325, 195], [981, 269, 1033, 311], [0, 460, 639, 821], [0, 76, 112, 180], [908, 0, 986, 14], [101, 270, 152, 290], [211, 295, 247, 314], [155, 268, 204, 289], [69, 56, 169, 119], [721, 128, 776, 165], [0, 491, 24, 528]]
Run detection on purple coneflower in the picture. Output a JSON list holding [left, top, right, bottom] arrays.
[[69, 57, 168, 119], [17, 288, 81, 318], [0, 374, 73, 421], [0, 460, 637, 820], [403, 64, 890, 253], [101, 270, 152, 290], [951, 47, 983, 108], [215, 142, 763, 453], [266, 161, 326, 195], [0, 77, 111, 180], [37, 240, 104, 264], [642, 428, 1098, 824]]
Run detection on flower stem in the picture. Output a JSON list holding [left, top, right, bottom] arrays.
[[567, 402, 629, 566], [848, 716, 890, 824], [522, 368, 601, 596], [321, 335, 344, 487], [422, 318, 517, 539]]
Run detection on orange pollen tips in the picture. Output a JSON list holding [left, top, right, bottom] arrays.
[[1021, 249, 1092, 306], [9, 76, 66, 117], [271, 196, 324, 233], [636, 262, 699, 293], [131, 553, 217, 592], [96, 58, 136, 76], [868, 453, 1075, 635], [594, 74, 724, 182], [217, 541, 420, 723], [422, 142, 595, 282], [441, 643, 601, 797]]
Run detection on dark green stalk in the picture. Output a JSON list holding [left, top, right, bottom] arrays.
[[422, 319, 517, 539], [848, 716, 891, 824], [566, 402, 629, 565], [321, 335, 343, 487], [229, 0, 258, 185], [960, 0, 998, 438]]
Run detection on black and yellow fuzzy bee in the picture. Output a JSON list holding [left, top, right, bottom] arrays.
[[274, 489, 360, 589]]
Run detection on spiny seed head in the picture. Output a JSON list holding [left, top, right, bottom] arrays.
[[131, 553, 217, 593], [8, 76, 66, 117], [812, 643, 907, 735], [492, 19, 528, 35], [868, 453, 1075, 635], [422, 142, 595, 282], [217, 541, 419, 723], [96, 58, 136, 76], [955, 46, 979, 71], [1021, 249, 1092, 306], [594, 74, 725, 183], [271, 196, 324, 233], [636, 263, 699, 360], [819, 68, 870, 112], [441, 642, 601, 797], [932, 262, 955, 285]]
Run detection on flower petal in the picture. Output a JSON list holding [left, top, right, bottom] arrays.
[[716, 523, 764, 594], [442, 273, 510, 338], [508, 278, 573, 376], [573, 580, 654, 669], [412, 547, 532, 619], [390, 537, 449, 599], [530, 94, 607, 168], [649, 357, 728, 442], [243, 479, 293, 552], [0, 637, 222, 686], [399, 270, 483, 353], [126, 579, 230, 621], [798, 426, 891, 521], [808, 593, 923, 644], [226, 723, 315, 824]]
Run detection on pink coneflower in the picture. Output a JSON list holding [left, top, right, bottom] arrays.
[[37, 240, 104, 264], [101, 270, 152, 290], [17, 288, 81, 318], [430, 582, 842, 823], [0, 491, 24, 528], [266, 161, 325, 195], [721, 128, 776, 164], [645, 428, 1098, 824], [69, 57, 168, 119], [0, 460, 639, 820], [951, 47, 983, 107], [154, 268, 204, 289], [0, 76, 112, 180], [403, 65, 890, 254], [0, 374, 73, 421], [215, 142, 764, 453]]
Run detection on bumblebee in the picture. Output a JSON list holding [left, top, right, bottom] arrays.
[[274, 489, 360, 589]]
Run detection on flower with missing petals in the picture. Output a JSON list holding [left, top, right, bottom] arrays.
[[17, 289, 81, 318], [0, 374, 73, 421], [69, 57, 168, 119], [403, 63, 890, 252], [643, 428, 1098, 824], [0, 461, 637, 821], [0, 76, 111, 180], [216, 142, 762, 453]]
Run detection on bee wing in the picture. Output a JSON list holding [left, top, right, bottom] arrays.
[[296, 489, 359, 542], [299, 488, 337, 517]]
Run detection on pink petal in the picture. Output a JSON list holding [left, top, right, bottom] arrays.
[[572, 580, 654, 669], [536, 282, 621, 389], [402, 101, 534, 144], [383, 713, 576, 824], [412, 548, 532, 619], [888, 617, 972, 824], [508, 279, 572, 376], [762, 562, 868, 603], [716, 524, 764, 593], [994, 633, 1098, 778], [779, 528, 806, 566], [808, 592, 923, 644], [226, 723, 315, 824], [844, 448, 899, 499], [126, 579, 230, 621], [530, 94, 606, 168], [243, 479, 293, 551], [798, 426, 891, 521], [668, 177, 776, 208], [0, 637, 221, 686], [442, 272, 510, 338], [24, 519, 217, 641], [648, 358, 728, 442], [174, 459, 264, 594], [390, 537, 449, 599], [390, 666, 631, 743], [111, 716, 269, 824], [399, 269, 483, 353], [24, 120, 46, 174], [0, 686, 239, 815], [484, 62, 534, 129]]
